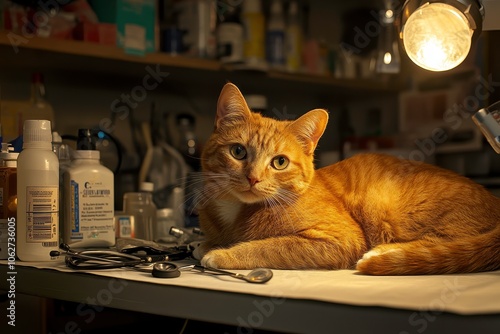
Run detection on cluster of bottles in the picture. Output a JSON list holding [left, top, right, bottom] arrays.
[[0, 120, 197, 261], [217, 0, 304, 72], [0, 122, 116, 261]]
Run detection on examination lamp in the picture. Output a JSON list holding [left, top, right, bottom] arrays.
[[400, 0, 500, 72]]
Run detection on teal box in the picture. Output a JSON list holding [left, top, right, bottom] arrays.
[[89, 0, 156, 55], [116, 0, 156, 55]]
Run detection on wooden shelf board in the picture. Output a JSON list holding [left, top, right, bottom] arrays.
[[0, 30, 221, 71], [0, 30, 402, 93]]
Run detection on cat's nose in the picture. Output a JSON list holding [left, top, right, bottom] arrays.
[[247, 176, 260, 187]]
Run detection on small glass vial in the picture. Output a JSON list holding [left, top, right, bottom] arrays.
[[123, 182, 157, 241]]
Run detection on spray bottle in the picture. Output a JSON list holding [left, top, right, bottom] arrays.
[[17, 120, 59, 261]]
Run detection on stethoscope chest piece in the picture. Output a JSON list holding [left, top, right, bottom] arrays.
[[152, 261, 181, 278]]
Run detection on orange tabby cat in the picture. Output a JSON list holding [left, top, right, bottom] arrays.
[[194, 82, 500, 275]]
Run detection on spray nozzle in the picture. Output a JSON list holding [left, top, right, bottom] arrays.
[[1, 142, 13, 153], [77, 129, 98, 150]]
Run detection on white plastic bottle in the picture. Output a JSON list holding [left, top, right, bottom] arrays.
[[63, 129, 115, 247], [216, 4, 244, 64], [17, 120, 59, 261], [266, 0, 286, 69]]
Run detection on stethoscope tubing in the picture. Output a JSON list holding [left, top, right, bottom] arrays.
[[53, 244, 184, 278]]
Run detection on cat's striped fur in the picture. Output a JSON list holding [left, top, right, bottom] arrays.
[[194, 83, 500, 275]]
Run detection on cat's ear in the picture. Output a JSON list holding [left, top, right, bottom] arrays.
[[289, 109, 329, 155], [215, 83, 251, 129]]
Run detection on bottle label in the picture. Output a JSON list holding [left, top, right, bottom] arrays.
[[69, 179, 114, 241], [25, 186, 59, 246]]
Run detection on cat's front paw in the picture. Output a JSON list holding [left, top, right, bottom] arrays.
[[191, 241, 208, 260], [201, 249, 237, 269]]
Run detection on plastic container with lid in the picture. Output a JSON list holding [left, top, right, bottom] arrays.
[[63, 129, 115, 247], [217, 3, 244, 63]]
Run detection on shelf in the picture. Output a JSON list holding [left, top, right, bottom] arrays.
[[0, 30, 221, 71], [0, 30, 401, 96], [267, 69, 396, 92]]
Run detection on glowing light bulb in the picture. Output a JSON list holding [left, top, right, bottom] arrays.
[[403, 3, 472, 71], [383, 52, 392, 65]]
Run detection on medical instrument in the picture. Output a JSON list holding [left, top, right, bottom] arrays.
[[52, 243, 273, 283], [51, 243, 189, 271], [192, 265, 274, 284]]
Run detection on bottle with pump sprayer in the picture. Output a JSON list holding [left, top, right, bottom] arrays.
[[63, 129, 115, 247], [17, 120, 59, 261]]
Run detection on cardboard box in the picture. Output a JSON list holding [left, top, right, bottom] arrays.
[[89, 0, 156, 55], [74, 22, 117, 45]]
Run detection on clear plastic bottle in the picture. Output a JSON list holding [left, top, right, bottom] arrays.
[[0, 143, 19, 259], [242, 0, 265, 67], [17, 120, 59, 261], [266, 0, 286, 69], [52, 131, 71, 245], [22, 73, 56, 130], [63, 129, 115, 247], [122, 182, 157, 241], [285, 1, 303, 72]]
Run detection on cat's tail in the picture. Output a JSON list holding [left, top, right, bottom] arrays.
[[356, 225, 500, 275]]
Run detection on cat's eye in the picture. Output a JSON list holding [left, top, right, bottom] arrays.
[[271, 156, 289, 170], [230, 144, 247, 160]]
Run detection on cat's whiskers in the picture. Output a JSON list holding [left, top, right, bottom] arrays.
[[272, 189, 305, 235], [184, 172, 235, 213], [266, 196, 291, 230]]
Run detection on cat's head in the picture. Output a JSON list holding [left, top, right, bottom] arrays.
[[201, 83, 328, 204]]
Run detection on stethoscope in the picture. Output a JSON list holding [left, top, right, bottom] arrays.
[[51, 243, 185, 278], [51, 244, 274, 283]]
